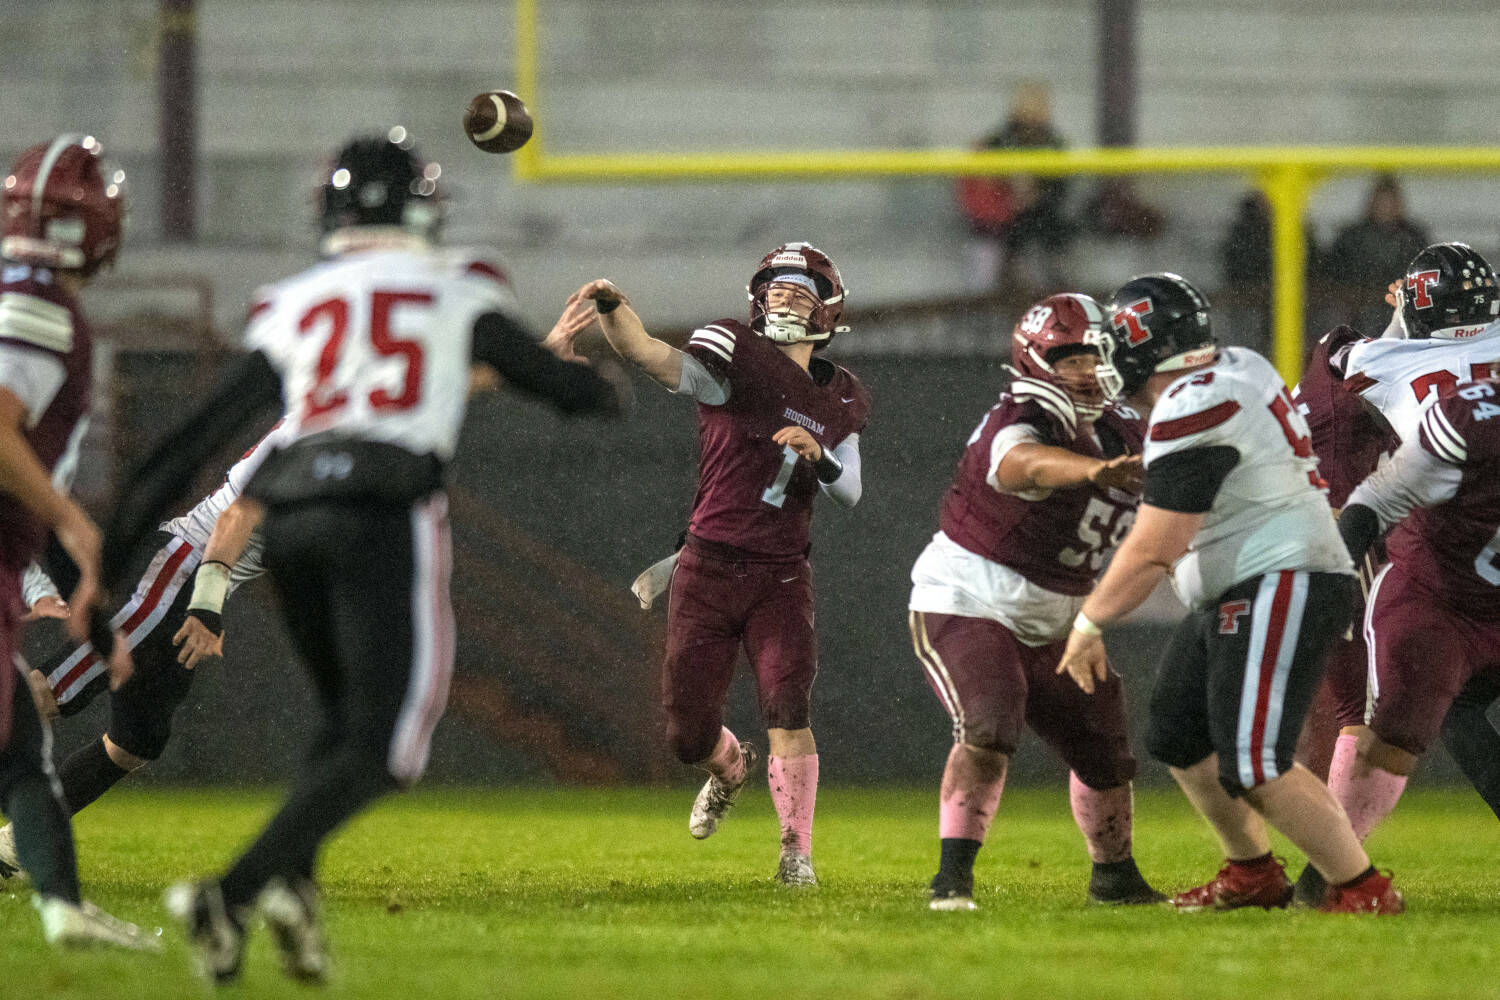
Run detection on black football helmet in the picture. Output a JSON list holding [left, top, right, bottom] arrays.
[[1398, 242, 1499, 339], [1092, 273, 1216, 400], [319, 127, 442, 251]]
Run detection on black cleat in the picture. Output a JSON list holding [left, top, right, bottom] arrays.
[[1292, 863, 1330, 908], [1088, 857, 1168, 905], [260, 876, 330, 983], [928, 871, 978, 911], [164, 879, 247, 984]]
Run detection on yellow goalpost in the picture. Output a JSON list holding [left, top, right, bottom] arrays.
[[511, 0, 1500, 383]]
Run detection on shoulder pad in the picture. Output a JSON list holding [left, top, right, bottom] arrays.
[[1149, 371, 1240, 444], [1006, 376, 1078, 440], [0, 291, 73, 354], [1419, 393, 1470, 465], [686, 320, 746, 369]]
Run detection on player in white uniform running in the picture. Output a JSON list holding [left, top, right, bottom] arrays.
[[94, 131, 621, 983], [1057, 273, 1403, 915]]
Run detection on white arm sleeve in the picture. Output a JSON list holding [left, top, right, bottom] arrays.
[[1346, 438, 1463, 530], [673, 353, 730, 406], [0, 343, 66, 426], [818, 433, 862, 507], [21, 562, 60, 608]]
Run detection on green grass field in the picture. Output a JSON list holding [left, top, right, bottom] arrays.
[[5, 784, 1496, 999]]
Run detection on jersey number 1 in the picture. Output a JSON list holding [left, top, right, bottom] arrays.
[[299, 290, 432, 420]]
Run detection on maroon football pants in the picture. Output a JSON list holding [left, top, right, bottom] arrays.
[[1366, 565, 1500, 757], [661, 542, 817, 764], [909, 610, 1137, 789]]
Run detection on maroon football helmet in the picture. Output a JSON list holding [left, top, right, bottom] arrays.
[[747, 242, 848, 347], [2, 134, 125, 275], [1009, 292, 1108, 419]]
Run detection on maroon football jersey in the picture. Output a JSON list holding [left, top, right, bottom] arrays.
[[0, 265, 93, 571], [937, 392, 1145, 596], [1292, 326, 1398, 508], [1386, 380, 1500, 616], [681, 319, 870, 559]]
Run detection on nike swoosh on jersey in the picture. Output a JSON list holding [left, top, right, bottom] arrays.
[[841, 396, 855, 403]]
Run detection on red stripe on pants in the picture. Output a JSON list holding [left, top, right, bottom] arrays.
[[1248, 572, 1294, 785]]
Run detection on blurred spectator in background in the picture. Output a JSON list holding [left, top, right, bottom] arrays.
[[1221, 190, 1276, 287], [956, 81, 1075, 292], [1220, 189, 1321, 289], [1321, 175, 1429, 332], [1081, 178, 1164, 242]]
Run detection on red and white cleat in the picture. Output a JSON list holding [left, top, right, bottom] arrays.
[[1172, 856, 1293, 912], [1319, 870, 1405, 915]]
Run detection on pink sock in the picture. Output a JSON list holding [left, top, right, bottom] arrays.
[[1326, 733, 1407, 841], [703, 727, 744, 784], [939, 760, 1006, 842], [768, 754, 818, 856], [1069, 773, 1134, 863]]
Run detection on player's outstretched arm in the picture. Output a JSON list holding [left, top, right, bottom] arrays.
[[173, 495, 265, 668], [571, 279, 684, 389], [471, 311, 622, 416], [997, 443, 1143, 494], [101, 350, 282, 595]]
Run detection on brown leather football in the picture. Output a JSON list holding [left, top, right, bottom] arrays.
[[463, 91, 534, 154]]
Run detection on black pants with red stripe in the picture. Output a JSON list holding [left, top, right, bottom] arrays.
[[1145, 570, 1354, 798], [42, 533, 200, 761], [218, 493, 452, 909]]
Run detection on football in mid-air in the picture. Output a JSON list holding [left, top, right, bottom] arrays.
[[463, 90, 534, 154]]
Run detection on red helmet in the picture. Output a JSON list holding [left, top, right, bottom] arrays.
[[1009, 293, 1108, 419], [2, 134, 125, 275], [747, 242, 848, 347]]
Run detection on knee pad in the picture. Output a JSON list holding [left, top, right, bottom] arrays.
[[952, 721, 1016, 757], [1144, 718, 1212, 773], [1070, 751, 1138, 791], [759, 697, 811, 734], [105, 708, 173, 762], [666, 713, 721, 766]]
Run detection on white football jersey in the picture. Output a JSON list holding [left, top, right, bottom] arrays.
[[244, 245, 518, 461], [160, 420, 295, 590], [1342, 321, 1500, 441], [1145, 348, 1353, 607]]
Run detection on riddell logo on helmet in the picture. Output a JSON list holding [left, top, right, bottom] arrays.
[[1453, 326, 1484, 338], [770, 252, 808, 270]]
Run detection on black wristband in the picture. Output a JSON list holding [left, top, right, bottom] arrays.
[[595, 297, 621, 315], [188, 610, 224, 637], [87, 606, 115, 660], [1338, 503, 1381, 563], [813, 447, 844, 484]]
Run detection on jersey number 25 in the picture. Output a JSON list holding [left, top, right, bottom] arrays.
[[298, 290, 431, 420]]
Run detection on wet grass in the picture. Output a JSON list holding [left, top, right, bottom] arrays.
[[5, 784, 1495, 999]]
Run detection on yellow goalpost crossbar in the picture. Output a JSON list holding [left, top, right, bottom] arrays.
[[511, 0, 1500, 383]]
